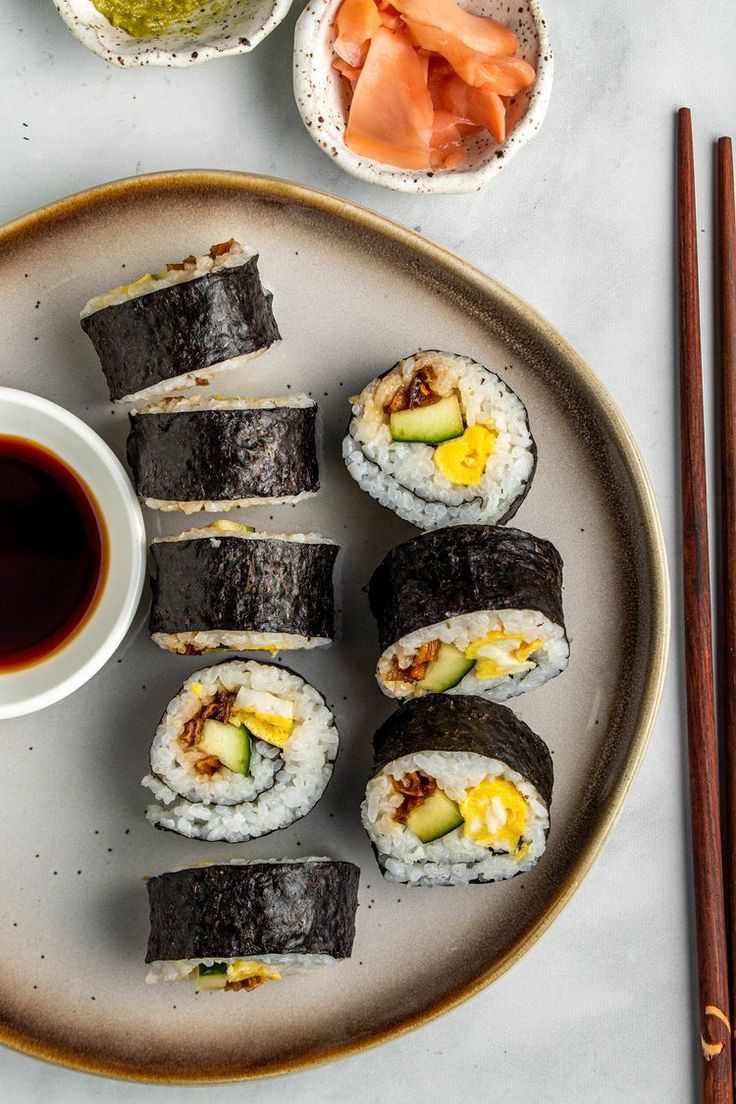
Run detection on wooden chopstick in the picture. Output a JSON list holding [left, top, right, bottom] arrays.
[[677, 106, 733, 1104], [718, 134, 736, 1080]]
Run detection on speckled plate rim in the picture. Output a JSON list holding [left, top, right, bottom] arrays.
[[0, 170, 670, 1083]]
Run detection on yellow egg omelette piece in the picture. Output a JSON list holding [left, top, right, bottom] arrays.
[[230, 690, 295, 749], [460, 777, 528, 852], [241, 714, 292, 748], [433, 423, 497, 486], [464, 630, 542, 679], [227, 960, 281, 984], [209, 519, 255, 534], [116, 272, 155, 297]]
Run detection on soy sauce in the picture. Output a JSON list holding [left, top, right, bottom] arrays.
[[0, 435, 108, 671]]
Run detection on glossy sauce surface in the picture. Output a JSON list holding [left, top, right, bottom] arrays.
[[0, 436, 107, 671]]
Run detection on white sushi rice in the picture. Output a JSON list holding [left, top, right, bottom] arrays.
[[151, 629, 328, 653], [132, 394, 315, 415], [143, 492, 316, 515], [146, 952, 337, 985], [150, 526, 336, 654], [80, 241, 279, 404], [152, 526, 332, 546], [143, 661, 338, 842], [119, 349, 273, 407], [361, 750, 549, 886], [146, 857, 340, 985], [132, 394, 318, 513], [377, 609, 569, 703], [343, 350, 534, 530], [81, 240, 255, 317]]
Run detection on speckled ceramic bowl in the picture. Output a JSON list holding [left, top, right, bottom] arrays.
[[293, 0, 552, 194], [52, 0, 294, 67]]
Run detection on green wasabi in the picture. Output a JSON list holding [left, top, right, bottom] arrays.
[[93, 0, 223, 39]]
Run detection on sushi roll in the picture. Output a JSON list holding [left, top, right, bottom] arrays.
[[343, 350, 535, 529], [361, 695, 553, 886], [127, 394, 319, 513], [80, 239, 280, 403], [145, 859, 360, 991], [149, 521, 338, 655], [369, 524, 568, 703], [142, 660, 339, 841]]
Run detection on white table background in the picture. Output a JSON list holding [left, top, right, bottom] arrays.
[[1, 0, 730, 1099]]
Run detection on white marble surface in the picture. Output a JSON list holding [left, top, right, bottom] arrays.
[[1, 0, 731, 1099]]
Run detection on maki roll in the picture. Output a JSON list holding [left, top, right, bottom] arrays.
[[369, 524, 568, 703], [361, 695, 553, 885], [343, 350, 535, 529], [142, 660, 339, 841], [127, 394, 319, 513], [145, 859, 360, 991], [149, 521, 338, 655], [80, 239, 280, 403]]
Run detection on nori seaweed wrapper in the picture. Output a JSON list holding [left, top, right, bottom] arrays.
[[81, 256, 280, 401], [150, 536, 337, 639], [127, 404, 318, 503], [368, 525, 565, 651], [145, 861, 360, 962], [372, 694, 553, 807]]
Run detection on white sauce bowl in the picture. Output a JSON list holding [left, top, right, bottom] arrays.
[[0, 389, 146, 719]]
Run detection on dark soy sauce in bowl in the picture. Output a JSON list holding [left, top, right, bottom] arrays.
[[0, 436, 108, 671]]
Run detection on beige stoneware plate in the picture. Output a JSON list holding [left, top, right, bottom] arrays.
[[0, 172, 668, 1083]]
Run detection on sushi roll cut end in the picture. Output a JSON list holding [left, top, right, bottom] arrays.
[[343, 350, 536, 529], [143, 660, 339, 842], [149, 522, 338, 655], [81, 239, 280, 404], [126, 394, 319, 514], [145, 859, 360, 992], [370, 525, 569, 704], [362, 695, 553, 886]]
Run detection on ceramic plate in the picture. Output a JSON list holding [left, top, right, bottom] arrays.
[[0, 172, 668, 1083]]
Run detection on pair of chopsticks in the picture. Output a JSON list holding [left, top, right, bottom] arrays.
[[678, 108, 736, 1104]]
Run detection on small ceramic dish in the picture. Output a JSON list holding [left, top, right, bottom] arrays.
[[293, 0, 553, 194], [52, 0, 294, 67], [0, 389, 145, 719]]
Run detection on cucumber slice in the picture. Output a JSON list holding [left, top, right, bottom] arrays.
[[417, 643, 475, 692], [406, 788, 464, 843], [196, 719, 251, 775], [196, 963, 228, 992], [199, 962, 227, 976], [389, 394, 464, 444]]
